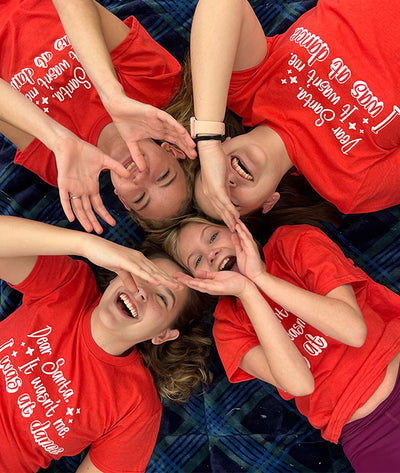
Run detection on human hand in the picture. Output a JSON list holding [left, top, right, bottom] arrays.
[[197, 140, 240, 231], [106, 94, 197, 170], [84, 235, 182, 293], [232, 220, 265, 282], [174, 269, 252, 298], [54, 133, 131, 234]]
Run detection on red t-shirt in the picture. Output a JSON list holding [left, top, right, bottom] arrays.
[[0, 255, 161, 472], [228, 0, 400, 213], [213, 225, 400, 443], [1, 0, 181, 186]]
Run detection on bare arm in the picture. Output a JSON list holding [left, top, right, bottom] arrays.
[[76, 453, 102, 473], [0, 78, 130, 234], [52, 0, 196, 167], [254, 275, 366, 347], [175, 270, 314, 396], [0, 216, 180, 291], [190, 0, 267, 228], [238, 282, 314, 395], [0, 78, 69, 151], [52, 0, 124, 106], [234, 221, 367, 347]]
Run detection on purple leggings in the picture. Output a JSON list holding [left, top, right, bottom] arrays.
[[340, 370, 400, 472]]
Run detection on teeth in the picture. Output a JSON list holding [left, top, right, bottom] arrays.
[[232, 157, 253, 181], [125, 161, 136, 171], [219, 257, 230, 271], [119, 294, 138, 318]]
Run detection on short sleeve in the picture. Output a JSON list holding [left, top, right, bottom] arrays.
[[10, 255, 92, 303], [88, 396, 162, 473], [268, 225, 369, 297], [111, 16, 181, 109], [213, 297, 259, 383]]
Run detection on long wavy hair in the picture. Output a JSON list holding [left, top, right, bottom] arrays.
[[94, 243, 212, 403]]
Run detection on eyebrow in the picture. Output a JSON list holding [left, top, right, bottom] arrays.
[[136, 172, 177, 211]]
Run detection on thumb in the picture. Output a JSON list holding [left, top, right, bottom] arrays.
[[117, 270, 138, 293], [127, 141, 147, 172], [103, 156, 130, 178]]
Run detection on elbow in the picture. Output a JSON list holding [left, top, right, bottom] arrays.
[[348, 320, 367, 348], [296, 377, 315, 397], [285, 374, 315, 397]]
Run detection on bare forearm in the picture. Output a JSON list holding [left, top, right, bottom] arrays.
[[190, 0, 244, 121], [239, 284, 314, 395], [254, 273, 366, 346], [0, 216, 92, 259], [52, 0, 124, 105], [0, 78, 71, 150]]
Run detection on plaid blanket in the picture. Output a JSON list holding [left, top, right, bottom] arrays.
[[1, 1, 399, 472]]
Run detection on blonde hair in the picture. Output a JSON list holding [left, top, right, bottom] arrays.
[[148, 214, 224, 269]]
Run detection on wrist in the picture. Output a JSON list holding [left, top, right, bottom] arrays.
[[237, 278, 258, 300], [197, 139, 224, 153], [100, 83, 126, 113], [79, 232, 99, 261], [190, 117, 225, 138]]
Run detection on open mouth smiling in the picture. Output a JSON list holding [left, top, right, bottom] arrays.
[[231, 157, 253, 181], [218, 256, 237, 271], [116, 292, 138, 319], [122, 158, 139, 176]]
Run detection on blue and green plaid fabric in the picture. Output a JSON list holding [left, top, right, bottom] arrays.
[[1, 1, 399, 472]]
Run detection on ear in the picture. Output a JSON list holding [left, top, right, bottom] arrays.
[[151, 328, 180, 345], [160, 142, 186, 159], [114, 189, 131, 211], [261, 192, 280, 214]]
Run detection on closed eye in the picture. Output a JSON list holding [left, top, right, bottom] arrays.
[[157, 293, 168, 308], [231, 201, 239, 208], [134, 193, 145, 204], [157, 169, 170, 182]]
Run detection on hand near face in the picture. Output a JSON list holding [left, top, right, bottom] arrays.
[[83, 235, 182, 293], [175, 269, 252, 299], [54, 133, 130, 234], [107, 95, 197, 170], [232, 220, 265, 282], [197, 140, 240, 231]]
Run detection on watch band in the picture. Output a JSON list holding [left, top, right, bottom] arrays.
[[190, 117, 225, 138], [193, 134, 224, 143]]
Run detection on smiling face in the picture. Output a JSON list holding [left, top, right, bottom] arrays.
[[177, 222, 239, 277], [110, 140, 188, 220], [93, 258, 189, 355], [195, 128, 284, 219]]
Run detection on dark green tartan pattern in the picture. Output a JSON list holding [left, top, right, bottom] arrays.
[[1, 1, 399, 472]]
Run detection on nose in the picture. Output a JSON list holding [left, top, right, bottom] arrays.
[[136, 286, 148, 302], [207, 249, 219, 265], [131, 167, 150, 183], [227, 171, 237, 187]]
